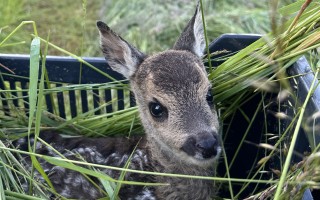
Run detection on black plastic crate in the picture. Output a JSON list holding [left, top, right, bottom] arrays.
[[0, 55, 134, 119]]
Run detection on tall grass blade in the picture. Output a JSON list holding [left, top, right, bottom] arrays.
[[0, 172, 5, 199], [27, 36, 55, 193], [4, 190, 44, 200]]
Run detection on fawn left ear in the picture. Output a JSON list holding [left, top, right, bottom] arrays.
[[97, 21, 146, 79], [173, 2, 205, 57]]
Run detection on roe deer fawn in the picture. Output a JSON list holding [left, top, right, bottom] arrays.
[[15, 3, 221, 199]]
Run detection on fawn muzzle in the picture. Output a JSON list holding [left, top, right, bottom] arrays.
[[181, 131, 220, 160]]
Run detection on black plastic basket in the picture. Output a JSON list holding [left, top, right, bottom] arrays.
[[0, 55, 135, 119]]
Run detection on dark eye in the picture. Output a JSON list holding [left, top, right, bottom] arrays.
[[149, 101, 167, 118], [206, 89, 214, 106]]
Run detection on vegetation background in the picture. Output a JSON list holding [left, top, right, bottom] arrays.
[[2, 0, 320, 199], [1, 0, 294, 56]]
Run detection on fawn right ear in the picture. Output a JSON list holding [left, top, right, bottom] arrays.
[[97, 21, 146, 79], [173, 2, 205, 57]]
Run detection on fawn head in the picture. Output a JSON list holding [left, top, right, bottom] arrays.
[[97, 4, 220, 167]]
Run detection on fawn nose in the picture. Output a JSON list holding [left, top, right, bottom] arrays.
[[181, 131, 220, 160], [196, 133, 219, 159]]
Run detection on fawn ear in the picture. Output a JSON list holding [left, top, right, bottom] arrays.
[[173, 3, 205, 57], [97, 21, 146, 79]]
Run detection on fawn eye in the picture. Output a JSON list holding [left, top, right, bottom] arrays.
[[206, 89, 214, 106], [149, 101, 167, 118]]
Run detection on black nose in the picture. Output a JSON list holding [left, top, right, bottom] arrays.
[[196, 134, 219, 159]]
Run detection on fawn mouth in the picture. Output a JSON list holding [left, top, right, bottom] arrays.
[[194, 146, 222, 161]]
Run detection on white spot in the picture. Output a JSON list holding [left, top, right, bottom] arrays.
[[35, 141, 42, 149], [60, 186, 71, 198], [63, 176, 73, 184], [77, 148, 85, 154], [117, 154, 129, 166], [135, 188, 156, 200], [44, 146, 58, 157], [16, 138, 26, 145], [72, 176, 84, 187]]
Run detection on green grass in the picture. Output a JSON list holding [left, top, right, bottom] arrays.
[[1, 0, 320, 199], [1, 0, 295, 56]]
